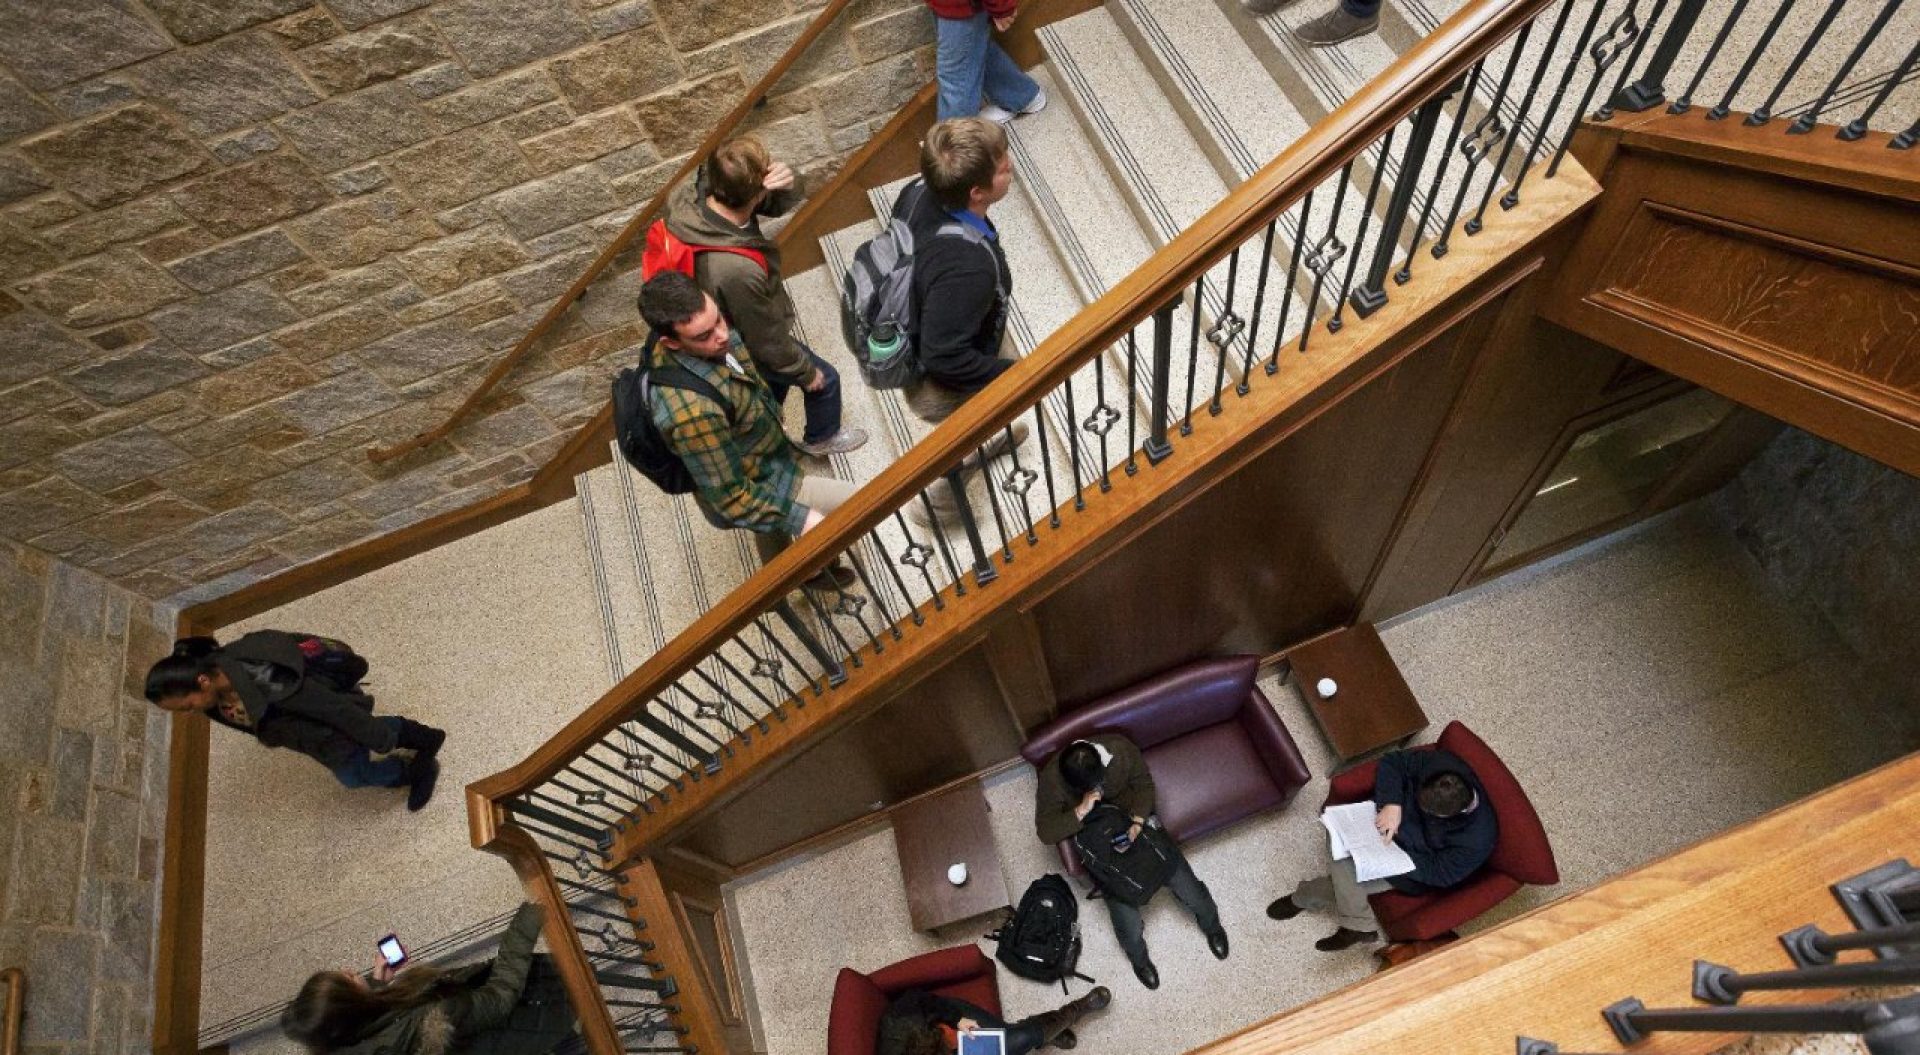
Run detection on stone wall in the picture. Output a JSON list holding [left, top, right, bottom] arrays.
[[0, 0, 937, 604], [1711, 426, 1920, 729], [0, 539, 175, 1053]]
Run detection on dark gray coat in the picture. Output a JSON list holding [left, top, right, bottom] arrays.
[[212, 630, 396, 769]]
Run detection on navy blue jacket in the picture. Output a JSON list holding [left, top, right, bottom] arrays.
[[1373, 748, 1498, 894]]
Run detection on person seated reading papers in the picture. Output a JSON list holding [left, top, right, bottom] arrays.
[[1035, 736, 1230, 989], [1267, 745, 1497, 950], [876, 985, 1110, 1055]]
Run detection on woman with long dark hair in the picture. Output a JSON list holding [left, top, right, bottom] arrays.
[[145, 632, 447, 810], [283, 903, 576, 1055]]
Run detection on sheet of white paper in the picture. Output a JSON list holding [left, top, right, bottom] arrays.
[[1320, 802, 1417, 882]]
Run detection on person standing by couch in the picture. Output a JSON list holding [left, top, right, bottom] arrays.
[[927, 0, 1048, 122], [144, 633, 445, 811], [282, 902, 575, 1055], [1034, 736, 1230, 990], [664, 134, 867, 458]]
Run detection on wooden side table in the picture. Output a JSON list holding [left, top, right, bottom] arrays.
[[1284, 623, 1429, 764], [890, 779, 1011, 932]]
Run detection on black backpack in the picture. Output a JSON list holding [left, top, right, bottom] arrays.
[[293, 634, 368, 693], [1071, 803, 1177, 907], [611, 335, 732, 496], [987, 874, 1091, 992]]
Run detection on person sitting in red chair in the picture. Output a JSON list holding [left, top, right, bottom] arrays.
[[878, 985, 1110, 1055], [1267, 747, 1497, 951]]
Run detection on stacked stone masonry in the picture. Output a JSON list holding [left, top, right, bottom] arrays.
[[0, 0, 938, 604], [0, 539, 176, 1054]]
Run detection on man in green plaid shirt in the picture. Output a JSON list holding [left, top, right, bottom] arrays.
[[639, 272, 856, 590]]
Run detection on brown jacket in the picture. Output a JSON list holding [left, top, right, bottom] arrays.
[[1034, 733, 1156, 845], [662, 173, 814, 387]]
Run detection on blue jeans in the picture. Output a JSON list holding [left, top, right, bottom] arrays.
[[763, 343, 843, 445], [934, 10, 1041, 121], [1343, 0, 1382, 17], [330, 717, 409, 788]]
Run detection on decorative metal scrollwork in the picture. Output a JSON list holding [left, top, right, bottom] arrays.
[[1590, 9, 1643, 73], [750, 655, 783, 680], [597, 921, 624, 950], [1461, 115, 1508, 163], [694, 700, 722, 721], [1082, 403, 1121, 437], [899, 540, 933, 569], [623, 752, 654, 773], [1305, 234, 1347, 277], [1002, 465, 1038, 496], [831, 591, 867, 618], [576, 788, 607, 807], [1205, 310, 1245, 351], [573, 850, 596, 880]]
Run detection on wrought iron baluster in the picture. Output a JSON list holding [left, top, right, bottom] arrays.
[[1602, 993, 1920, 1047], [913, 493, 968, 593], [1465, 19, 1537, 233], [771, 597, 848, 686], [659, 685, 746, 748], [1332, 128, 1393, 329], [1182, 277, 1204, 434], [1614, 0, 1708, 111], [709, 648, 783, 719], [844, 543, 903, 639], [570, 753, 669, 809], [1238, 220, 1277, 393], [798, 587, 862, 669], [1269, 190, 1312, 374], [1208, 247, 1243, 412], [1355, 99, 1441, 313], [1125, 329, 1140, 474], [1550, 5, 1648, 177], [1090, 355, 1117, 489], [1499, 5, 1578, 209], [754, 611, 826, 696], [1144, 297, 1178, 462], [1708, 0, 1801, 121], [936, 464, 994, 585], [1512, 0, 1611, 188], [1747, 0, 1846, 125], [1404, 70, 1478, 281], [826, 574, 885, 657], [999, 425, 1040, 542], [1436, 47, 1522, 258], [890, 512, 943, 612], [1670, 0, 1753, 113], [1033, 405, 1062, 525], [505, 796, 612, 846], [729, 632, 802, 705], [1793, 0, 1906, 134], [975, 446, 1014, 559], [1595, 0, 1669, 121], [1693, 955, 1920, 1005], [606, 735, 685, 791], [553, 769, 661, 814], [1061, 375, 1088, 509], [529, 786, 624, 828], [1298, 161, 1354, 354], [1838, 38, 1918, 140], [1892, 114, 1918, 149], [686, 663, 765, 736], [556, 875, 637, 908]]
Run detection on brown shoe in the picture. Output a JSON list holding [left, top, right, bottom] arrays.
[[1294, 5, 1380, 46], [1242, 0, 1303, 13], [802, 563, 857, 592]]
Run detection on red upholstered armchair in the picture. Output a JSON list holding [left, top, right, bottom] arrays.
[[1020, 655, 1311, 876], [828, 946, 999, 1055], [1324, 720, 1558, 941]]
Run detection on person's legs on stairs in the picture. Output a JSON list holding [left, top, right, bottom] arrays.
[[1294, 0, 1382, 46], [756, 477, 861, 590], [935, 11, 992, 120], [979, 40, 1044, 120], [791, 346, 867, 456], [1242, 0, 1305, 15]]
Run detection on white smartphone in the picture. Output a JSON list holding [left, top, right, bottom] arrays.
[[377, 933, 408, 968]]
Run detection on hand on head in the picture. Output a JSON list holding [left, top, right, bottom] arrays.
[[761, 161, 795, 193]]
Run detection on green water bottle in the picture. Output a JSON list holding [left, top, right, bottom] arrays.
[[867, 321, 904, 363]]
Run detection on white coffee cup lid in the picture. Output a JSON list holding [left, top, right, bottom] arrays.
[[1316, 676, 1339, 699], [947, 862, 968, 885]]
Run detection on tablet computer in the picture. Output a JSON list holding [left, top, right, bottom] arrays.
[[957, 1028, 1007, 1055]]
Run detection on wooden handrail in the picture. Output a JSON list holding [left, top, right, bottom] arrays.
[[366, 0, 863, 464], [2, 967, 22, 1055], [465, 0, 1559, 821]]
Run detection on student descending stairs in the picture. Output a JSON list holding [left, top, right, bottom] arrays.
[[205, 0, 1917, 1048]]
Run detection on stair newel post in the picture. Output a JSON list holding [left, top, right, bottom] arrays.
[[1595, 0, 1669, 122], [1144, 294, 1180, 465], [1354, 92, 1449, 319], [1611, 0, 1704, 112]]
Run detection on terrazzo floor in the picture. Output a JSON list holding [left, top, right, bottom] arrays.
[[199, 500, 610, 1038], [726, 502, 1918, 1055]]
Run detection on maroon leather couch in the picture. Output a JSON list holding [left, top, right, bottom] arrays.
[[1020, 655, 1311, 876], [1324, 720, 1558, 941], [827, 946, 1000, 1055]]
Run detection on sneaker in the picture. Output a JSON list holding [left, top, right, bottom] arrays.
[[979, 87, 1048, 125], [803, 563, 858, 593], [1242, 0, 1303, 13], [795, 426, 869, 457], [980, 419, 1031, 461], [1294, 6, 1380, 46]]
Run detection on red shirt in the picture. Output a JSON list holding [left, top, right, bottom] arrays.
[[926, 0, 1017, 19]]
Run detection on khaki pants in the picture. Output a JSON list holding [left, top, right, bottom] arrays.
[[904, 358, 1017, 515], [1290, 832, 1394, 931], [753, 474, 859, 567]]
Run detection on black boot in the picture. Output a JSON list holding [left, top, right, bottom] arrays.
[[395, 719, 446, 758], [405, 754, 440, 812], [1027, 986, 1111, 1048]]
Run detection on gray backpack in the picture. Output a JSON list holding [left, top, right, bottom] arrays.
[[839, 179, 999, 389]]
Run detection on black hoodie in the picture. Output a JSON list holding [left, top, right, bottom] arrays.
[[1372, 747, 1499, 894], [902, 180, 1014, 395]]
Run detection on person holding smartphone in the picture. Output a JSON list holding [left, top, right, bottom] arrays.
[[282, 902, 575, 1055], [877, 984, 1110, 1055]]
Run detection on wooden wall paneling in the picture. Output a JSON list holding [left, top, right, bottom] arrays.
[[1637, 404, 1786, 517], [982, 611, 1060, 733], [1545, 120, 1920, 476], [617, 859, 732, 1055], [1030, 275, 1524, 705], [670, 644, 1022, 867], [152, 706, 209, 1055], [651, 856, 754, 1055]]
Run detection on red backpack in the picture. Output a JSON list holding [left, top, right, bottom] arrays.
[[639, 220, 768, 281]]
